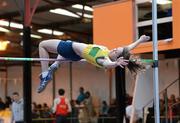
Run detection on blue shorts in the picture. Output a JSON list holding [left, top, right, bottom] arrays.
[[57, 40, 82, 61]]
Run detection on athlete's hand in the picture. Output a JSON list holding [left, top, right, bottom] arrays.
[[116, 57, 129, 68], [139, 35, 150, 42]]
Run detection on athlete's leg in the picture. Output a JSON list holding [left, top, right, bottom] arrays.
[[39, 39, 60, 72], [38, 39, 63, 93]]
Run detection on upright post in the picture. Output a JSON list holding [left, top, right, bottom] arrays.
[[152, 0, 160, 123], [115, 67, 126, 123], [23, 0, 32, 121]]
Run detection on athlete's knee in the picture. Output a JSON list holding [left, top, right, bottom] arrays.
[[39, 41, 46, 48]]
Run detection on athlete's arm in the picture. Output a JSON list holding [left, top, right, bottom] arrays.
[[126, 35, 150, 51], [97, 57, 128, 69]]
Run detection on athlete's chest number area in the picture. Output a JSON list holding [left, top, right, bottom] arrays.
[[88, 47, 100, 57]]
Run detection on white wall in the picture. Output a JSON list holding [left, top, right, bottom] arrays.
[[0, 71, 6, 101]]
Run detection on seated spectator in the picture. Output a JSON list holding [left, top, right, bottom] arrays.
[[100, 100, 109, 116], [41, 103, 51, 118], [108, 99, 118, 117], [160, 99, 165, 116], [175, 97, 180, 116], [168, 94, 177, 117], [146, 106, 154, 123], [43, 103, 50, 111], [36, 104, 43, 118]]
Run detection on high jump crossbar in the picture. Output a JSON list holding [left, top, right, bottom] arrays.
[[0, 57, 154, 63]]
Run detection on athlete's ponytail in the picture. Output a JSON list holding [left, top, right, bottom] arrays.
[[120, 47, 145, 74]]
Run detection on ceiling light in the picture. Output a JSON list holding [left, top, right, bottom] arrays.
[[20, 33, 42, 39], [72, 4, 93, 11], [50, 8, 80, 18], [0, 27, 10, 32], [10, 22, 23, 29], [38, 29, 64, 36], [149, 0, 172, 5], [0, 20, 9, 26], [38, 29, 53, 35], [31, 34, 42, 39], [53, 31, 64, 36], [77, 12, 93, 18], [0, 41, 10, 51], [0, 20, 23, 29]]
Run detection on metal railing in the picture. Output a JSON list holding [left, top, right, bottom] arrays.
[[142, 78, 179, 123]]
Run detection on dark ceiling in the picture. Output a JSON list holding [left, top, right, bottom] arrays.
[[0, 0, 116, 59]]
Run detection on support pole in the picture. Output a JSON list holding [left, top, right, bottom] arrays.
[[5, 65, 8, 97], [23, 27, 32, 123], [178, 59, 180, 96], [52, 73, 56, 102], [152, 0, 160, 123], [69, 62, 73, 100], [115, 67, 126, 123], [23, 0, 31, 122], [109, 69, 112, 103], [164, 90, 168, 123]]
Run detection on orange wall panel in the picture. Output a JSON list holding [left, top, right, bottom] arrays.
[[93, 0, 134, 50], [172, 0, 180, 48], [94, 0, 180, 54]]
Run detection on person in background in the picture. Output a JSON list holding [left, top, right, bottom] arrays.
[[84, 91, 97, 123], [100, 100, 109, 116], [52, 88, 72, 123], [11, 92, 24, 123], [4, 96, 12, 108], [77, 87, 86, 103], [70, 100, 79, 123], [0, 97, 5, 110]]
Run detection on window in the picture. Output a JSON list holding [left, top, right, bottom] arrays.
[[136, 0, 172, 40]]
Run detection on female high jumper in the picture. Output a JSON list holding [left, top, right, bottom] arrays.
[[37, 35, 150, 93]]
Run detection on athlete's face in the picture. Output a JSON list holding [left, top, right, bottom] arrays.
[[109, 48, 123, 61]]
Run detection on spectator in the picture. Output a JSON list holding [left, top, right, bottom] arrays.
[[70, 100, 79, 123], [108, 99, 118, 117], [52, 88, 72, 123], [4, 96, 12, 108], [43, 103, 49, 111], [41, 103, 51, 118], [36, 104, 43, 118], [0, 97, 5, 110], [100, 100, 109, 116], [146, 106, 154, 123], [168, 94, 177, 117], [159, 99, 165, 116], [84, 91, 97, 123], [77, 100, 89, 123], [175, 97, 180, 116], [169, 94, 176, 104], [77, 87, 86, 103], [11, 92, 24, 123]]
